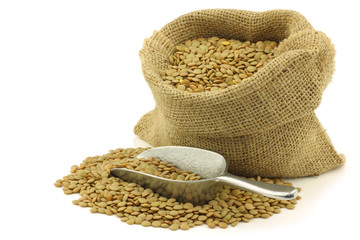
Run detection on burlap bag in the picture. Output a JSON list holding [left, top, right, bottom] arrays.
[[134, 9, 345, 178]]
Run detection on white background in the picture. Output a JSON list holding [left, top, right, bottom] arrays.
[[1, 0, 359, 239]]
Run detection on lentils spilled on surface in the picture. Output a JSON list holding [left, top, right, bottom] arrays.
[[161, 36, 278, 92], [55, 147, 301, 230]]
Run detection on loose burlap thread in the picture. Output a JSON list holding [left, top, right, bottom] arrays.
[[134, 9, 345, 178]]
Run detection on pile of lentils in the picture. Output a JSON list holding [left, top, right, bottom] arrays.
[[160, 36, 278, 92], [55, 147, 301, 230]]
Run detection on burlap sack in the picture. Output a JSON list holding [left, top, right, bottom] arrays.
[[134, 9, 345, 178]]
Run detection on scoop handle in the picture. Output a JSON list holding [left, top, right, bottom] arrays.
[[216, 172, 298, 200]]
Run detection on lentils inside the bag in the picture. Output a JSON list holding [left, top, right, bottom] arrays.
[[55, 147, 301, 230], [161, 36, 278, 92]]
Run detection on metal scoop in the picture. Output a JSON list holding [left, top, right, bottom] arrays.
[[110, 146, 297, 205]]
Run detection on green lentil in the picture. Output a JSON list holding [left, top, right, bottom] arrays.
[[55, 147, 301, 230], [162, 37, 278, 92]]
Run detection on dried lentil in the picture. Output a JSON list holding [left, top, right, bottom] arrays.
[[55, 147, 300, 230], [162, 36, 278, 92]]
